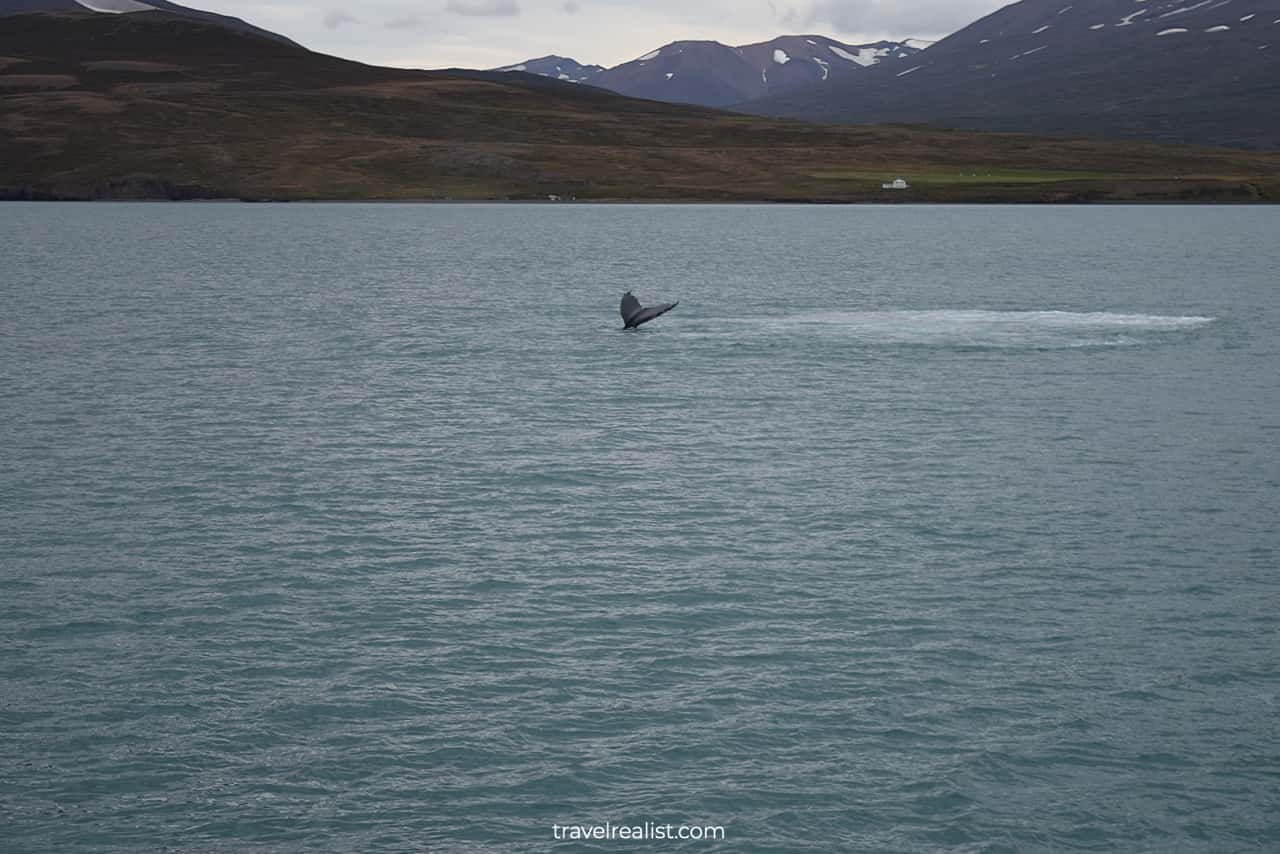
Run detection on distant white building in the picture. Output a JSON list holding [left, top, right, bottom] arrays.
[[882, 178, 909, 190]]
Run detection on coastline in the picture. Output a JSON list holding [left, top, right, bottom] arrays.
[[3, 196, 1276, 205]]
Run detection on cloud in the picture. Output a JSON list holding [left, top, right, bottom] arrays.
[[385, 14, 426, 29], [220, 0, 1002, 75], [445, 0, 521, 17], [800, 0, 1003, 38], [768, 1, 800, 27], [323, 10, 357, 29]]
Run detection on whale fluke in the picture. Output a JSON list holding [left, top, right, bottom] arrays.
[[621, 291, 678, 329]]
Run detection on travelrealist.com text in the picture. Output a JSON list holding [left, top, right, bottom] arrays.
[[553, 821, 726, 842]]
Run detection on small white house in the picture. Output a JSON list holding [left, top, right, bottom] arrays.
[[882, 178, 910, 190]]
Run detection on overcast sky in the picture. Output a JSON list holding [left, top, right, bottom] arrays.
[[197, 0, 1011, 70]]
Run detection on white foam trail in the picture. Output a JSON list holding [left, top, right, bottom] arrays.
[[752, 310, 1215, 348]]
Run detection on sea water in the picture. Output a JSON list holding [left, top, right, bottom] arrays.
[[1, 203, 1277, 852]]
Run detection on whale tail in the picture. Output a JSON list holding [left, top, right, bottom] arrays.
[[621, 291, 678, 329]]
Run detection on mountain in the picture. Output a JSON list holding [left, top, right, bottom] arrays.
[[495, 35, 926, 108], [0, 0, 297, 45], [4, 11, 1279, 202], [494, 55, 605, 84], [742, 0, 1280, 150]]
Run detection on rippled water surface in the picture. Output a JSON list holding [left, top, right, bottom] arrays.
[[2, 203, 1278, 852]]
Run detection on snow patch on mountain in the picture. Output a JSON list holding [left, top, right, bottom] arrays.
[[495, 56, 605, 83], [829, 44, 892, 66], [75, 0, 156, 11], [1159, 1, 1217, 19], [1012, 45, 1049, 58]]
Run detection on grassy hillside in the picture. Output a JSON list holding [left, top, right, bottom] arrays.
[[3, 12, 1280, 202]]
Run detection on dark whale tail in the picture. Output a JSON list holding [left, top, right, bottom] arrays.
[[621, 291, 678, 329]]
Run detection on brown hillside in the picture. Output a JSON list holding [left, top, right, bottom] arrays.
[[3, 12, 1279, 202]]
